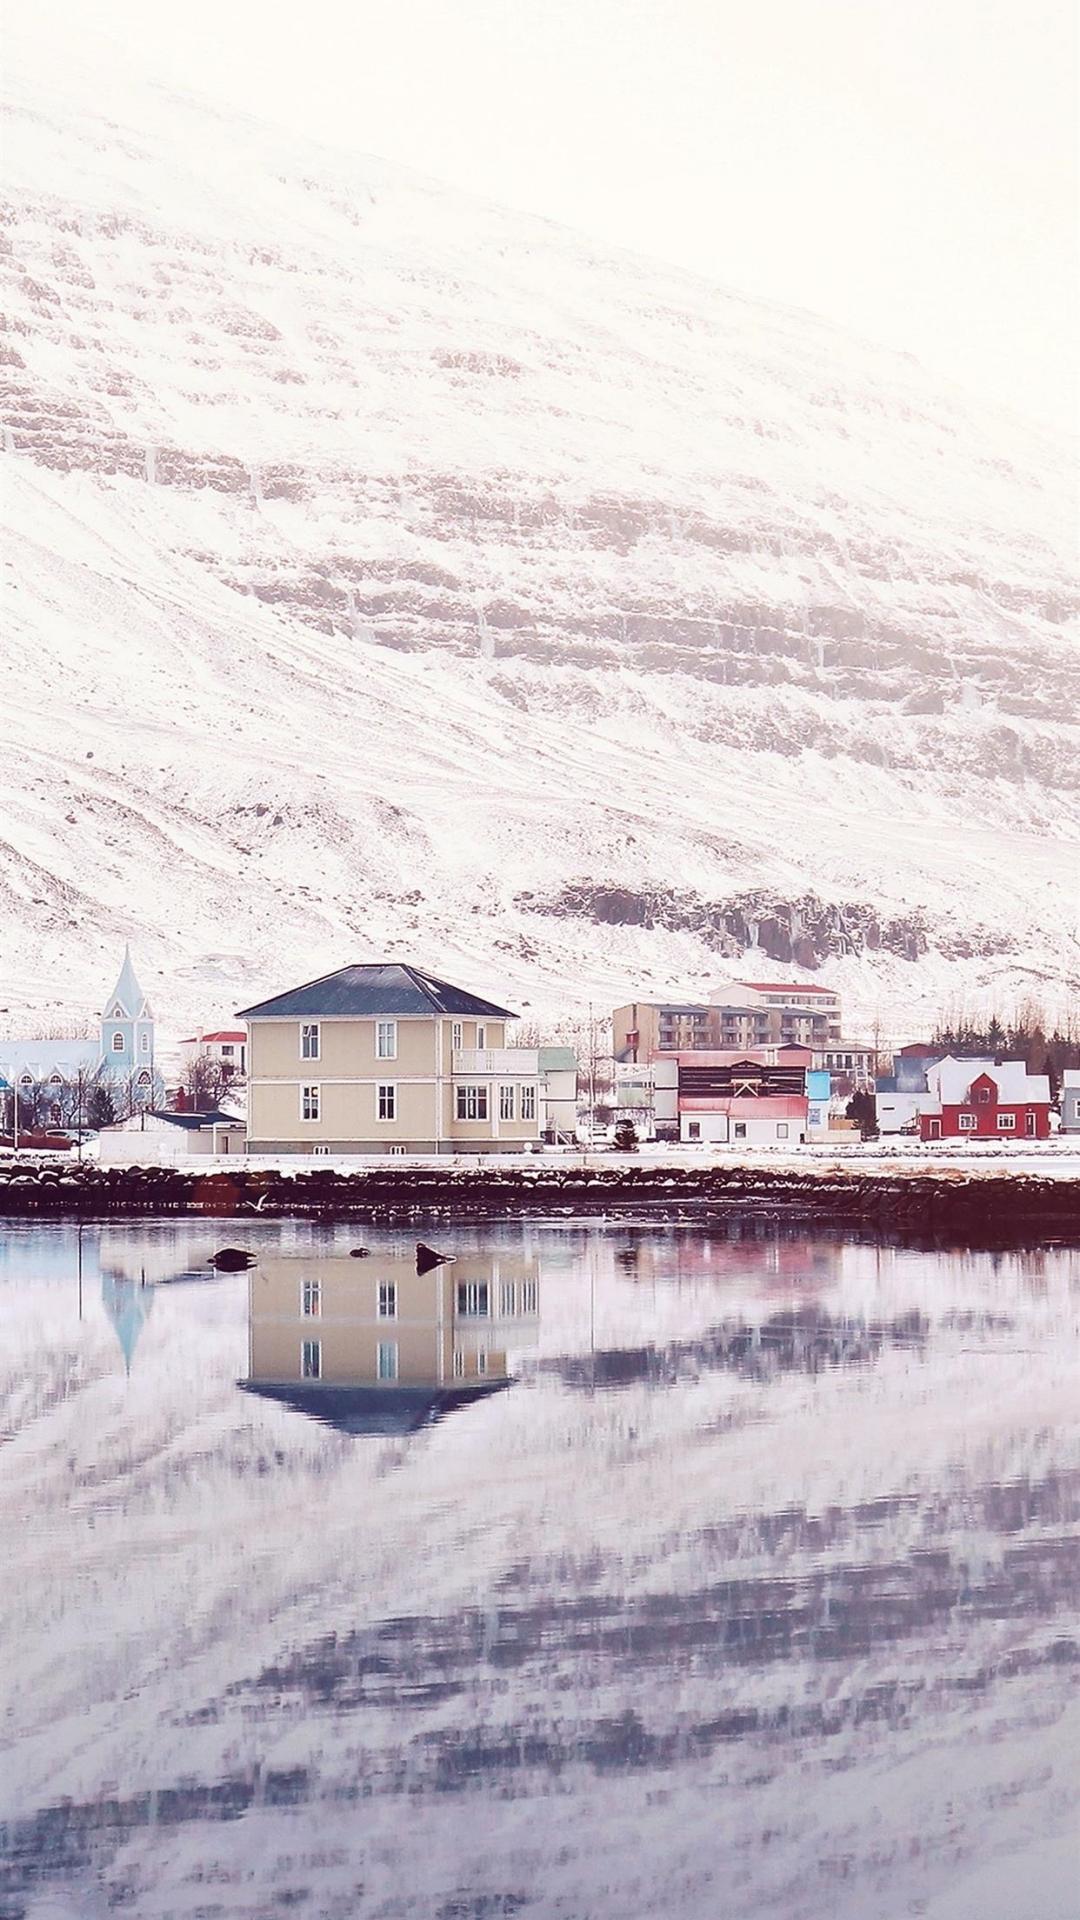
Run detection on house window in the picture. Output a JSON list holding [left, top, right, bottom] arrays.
[[777, 1123, 789, 1139], [733, 1122, 747, 1140], [500, 1282, 516, 1315], [499, 1084, 515, 1122], [140, 1033, 150, 1053], [521, 1280, 538, 1314], [313, 1143, 332, 1157], [457, 1280, 489, 1317], [687, 1120, 701, 1141], [376, 1020, 397, 1060], [997, 1112, 1016, 1130], [453, 1349, 465, 1378], [976, 1085, 991, 1104], [520, 1084, 537, 1122], [221, 1044, 233, 1057], [112, 1031, 124, 1051], [456, 1085, 489, 1121], [476, 1025, 486, 1050], [300, 1339, 321, 1379], [388, 1143, 408, 1156], [377, 1281, 397, 1318], [452, 1021, 463, 1051], [301, 1084, 320, 1122], [300, 1023, 320, 1060], [958, 1112, 977, 1131], [377, 1083, 396, 1121], [376, 1340, 398, 1381], [301, 1278, 321, 1317], [477, 1350, 488, 1376]]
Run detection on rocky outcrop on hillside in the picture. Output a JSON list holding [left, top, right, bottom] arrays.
[[515, 884, 1020, 969]]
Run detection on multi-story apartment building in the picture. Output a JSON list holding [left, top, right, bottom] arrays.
[[238, 963, 542, 1154], [614, 980, 844, 1062]]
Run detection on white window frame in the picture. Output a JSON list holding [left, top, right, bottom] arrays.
[[300, 1022, 320, 1061], [111, 1031, 124, 1052], [375, 1019, 397, 1061], [301, 1278, 321, 1317], [300, 1339, 321, 1379], [377, 1281, 397, 1319], [456, 1084, 489, 1122], [958, 1112, 977, 1131], [733, 1121, 747, 1140], [499, 1282, 516, 1315], [377, 1082, 397, 1122], [521, 1280, 538, 1315], [376, 1340, 398, 1381], [457, 1280, 489, 1317], [451, 1020, 463, 1051], [388, 1142, 408, 1156], [301, 1083, 321, 1122], [477, 1350, 488, 1376], [453, 1348, 465, 1378], [777, 1123, 789, 1139], [520, 1083, 537, 1122], [499, 1083, 515, 1122], [313, 1143, 332, 1157], [140, 1033, 150, 1053], [475, 1025, 487, 1050], [997, 1112, 1016, 1130], [687, 1120, 701, 1141]]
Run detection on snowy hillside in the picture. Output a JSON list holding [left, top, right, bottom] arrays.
[[1, 29, 1077, 1041]]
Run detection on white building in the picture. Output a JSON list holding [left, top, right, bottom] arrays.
[[98, 1108, 247, 1164]]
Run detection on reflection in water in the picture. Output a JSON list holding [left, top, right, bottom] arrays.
[[0, 1221, 1078, 1920], [239, 1248, 540, 1434]]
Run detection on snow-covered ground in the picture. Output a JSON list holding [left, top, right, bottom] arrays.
[[1, 1220, 1078, 1918], [1, 25, 1078, 1049]]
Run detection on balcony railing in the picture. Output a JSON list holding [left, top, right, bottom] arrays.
[[452, 1048, 540, 1076]]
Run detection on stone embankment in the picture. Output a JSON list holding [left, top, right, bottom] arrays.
[[0, 1159, 1077, 1243]]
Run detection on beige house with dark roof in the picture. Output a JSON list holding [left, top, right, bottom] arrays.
[[238, 962, 542, 1154]]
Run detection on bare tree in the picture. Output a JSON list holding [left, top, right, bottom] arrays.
[[183, 1051, 229, 1112]]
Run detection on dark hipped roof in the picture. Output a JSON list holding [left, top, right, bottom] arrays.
[[237, 963, 517, 1022], [237, 1379, 508, 1435], [150, 1108, 243, 1131]]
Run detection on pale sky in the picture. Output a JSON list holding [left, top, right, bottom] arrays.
[[24, 0, 1080, 433]]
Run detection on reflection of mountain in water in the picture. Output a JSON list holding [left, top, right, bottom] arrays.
[[239, 1248, 540, 1435], [545, 1303, 928, 1390]]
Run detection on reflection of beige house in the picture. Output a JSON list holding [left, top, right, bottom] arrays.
[[238, 963, 542, 1155], [241, 1247, 539, 1431]]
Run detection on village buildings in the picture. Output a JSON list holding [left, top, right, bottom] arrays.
[[1061, 1070, 1080, 1135], [238, 962, 543, 1155]]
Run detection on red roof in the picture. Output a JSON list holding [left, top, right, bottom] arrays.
[[736, 981, 835, 995], [200, 1030, 246, 1043]]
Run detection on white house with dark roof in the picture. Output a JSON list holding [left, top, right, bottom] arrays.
[[238, 963, 542, 1155]]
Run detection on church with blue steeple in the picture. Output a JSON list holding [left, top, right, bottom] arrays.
[[0, 949, 158, 1123]]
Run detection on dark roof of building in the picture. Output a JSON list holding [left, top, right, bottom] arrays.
[[149, 1108, 243, 1131], [237, 1379, 509, 1435], [237, 963, 518, 1022]]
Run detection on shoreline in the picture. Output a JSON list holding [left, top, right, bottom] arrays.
[[1, 1158, 1079, 1246]]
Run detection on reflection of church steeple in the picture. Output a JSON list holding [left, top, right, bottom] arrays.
[[101, 1273, 154, 1375]]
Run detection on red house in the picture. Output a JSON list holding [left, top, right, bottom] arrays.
[[918, 1058, 1052, 1142]]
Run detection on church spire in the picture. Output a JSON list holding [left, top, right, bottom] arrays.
[[107, 946, 149, 1020]]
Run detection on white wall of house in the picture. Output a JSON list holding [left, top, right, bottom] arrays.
[[679, 1112, 803, 1145], [98, 1117, 247, 1164], [876, 1092, 928, 1134], [1059, 1070, 1080, 1133]]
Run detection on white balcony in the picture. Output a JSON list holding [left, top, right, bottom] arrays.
[[452, 1048, 540, 1076]]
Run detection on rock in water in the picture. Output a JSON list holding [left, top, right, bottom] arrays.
[[208, 1247, 257, 1271], [416, 1242, 456, 1274]]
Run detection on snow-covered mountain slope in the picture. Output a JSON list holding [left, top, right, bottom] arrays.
[[1, 31, 1077, 1040]]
